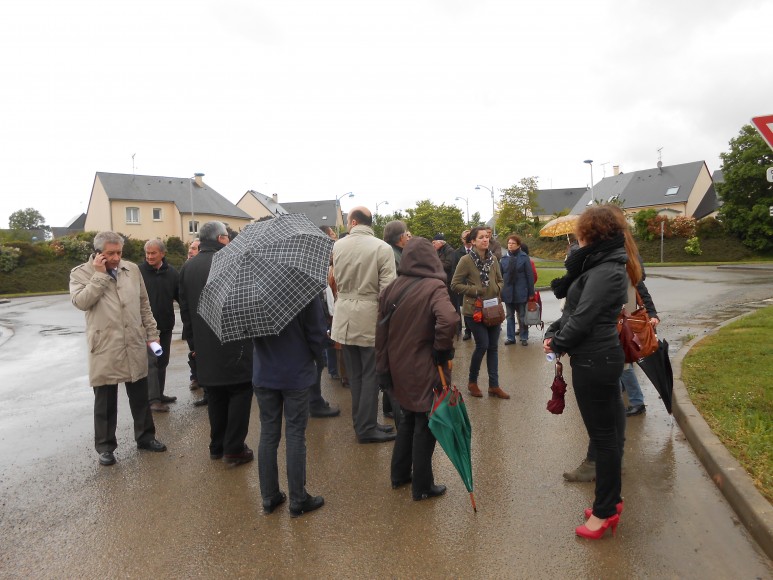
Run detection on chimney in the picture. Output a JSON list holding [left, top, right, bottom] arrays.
[[613, 165, 620, 176], [194, 173, 205, 188], [272, 193, 278, 203]]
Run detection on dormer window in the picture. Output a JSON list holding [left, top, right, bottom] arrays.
[[665, 186, 679, 196], [608, 195, 618, 203]]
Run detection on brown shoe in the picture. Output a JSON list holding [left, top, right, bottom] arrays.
[[488, 387, 510, 399], [150, 401, 170, 412], [467, 382, 483, 397]]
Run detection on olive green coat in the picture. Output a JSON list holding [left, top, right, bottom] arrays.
[[450, 252, 504, 317]]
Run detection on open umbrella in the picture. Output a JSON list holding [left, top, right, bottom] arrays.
[[547, 359, 567, 414], [428, 365, 476, 512], [197, 214, 334, 343], [636, 338, 673, 414], [539, 214, 579, 238]]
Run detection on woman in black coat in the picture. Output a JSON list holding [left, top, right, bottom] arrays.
[[543, 206, 628, 540]]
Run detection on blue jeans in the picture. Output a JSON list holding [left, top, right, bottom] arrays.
[[464, 316, 500, 387], [504, 302, 528, 342], [620, 364, 644, 406], [253, 386, 311, 506]]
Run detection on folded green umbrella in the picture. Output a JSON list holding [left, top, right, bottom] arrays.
[[428, 365, 476, 512]]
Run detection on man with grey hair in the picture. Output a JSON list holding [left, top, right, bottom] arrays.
[[179, 221, 254, 465], [70, 231, 167, 466], [383, 220, 408, 270], [139, 239, 180, 412], [332, 207, 397, 443]]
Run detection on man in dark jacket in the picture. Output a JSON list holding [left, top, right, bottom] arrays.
[[432, 233, 458, 305], [252, 295, 328, 518], [179, 221, 254, 465], [139, 239, 179, 412], [500, 235, 535, 346]]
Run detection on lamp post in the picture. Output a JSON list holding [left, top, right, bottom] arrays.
[[375, 200, 389, 215], [455, 196, 470, 225], [584, 159, 594, 198], [336, 192, 354, 233], [475, 184, 496, 238], [189, 172, 204, 237]]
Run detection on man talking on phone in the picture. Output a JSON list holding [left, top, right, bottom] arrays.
[[70, 231, 167, 466]]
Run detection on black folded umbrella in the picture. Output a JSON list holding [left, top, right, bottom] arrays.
[[636, 338, 673, 414]]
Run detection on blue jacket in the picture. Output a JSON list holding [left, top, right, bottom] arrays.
[[252, 295, 327, 390], [500, 249, 535, 304]]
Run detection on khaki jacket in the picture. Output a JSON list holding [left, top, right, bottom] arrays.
[[331, 225, 396, 347], [450, 252, 504, 317], [70, 257, 159, 387]]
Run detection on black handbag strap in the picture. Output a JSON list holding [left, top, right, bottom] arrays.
[[378, 277, 425, 326]]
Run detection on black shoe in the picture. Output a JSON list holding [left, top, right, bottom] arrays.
[[462, 331, 472, 341], [376, 423, 395, 433], [521, 339, 528, 346], [504, 339, 515, 345], [310, 401, 341, 418], [391, 477, 412, 489], [289, 493, 324, 518], [263, 491, 287, 514], [210, 452, 223, 460], [626, 404, 646, 417], [358, 431, 396, 444], [193, 397, 209, 407], [149, 401, 170, 412], [189, 379, 200, 391], [137, 439, 167, 452], [159, 394, 177, 403], [223, 445, 254, 466], [98, 451, 116, 466], [413, 484, 447, 501], [383, 411, 395, 419]]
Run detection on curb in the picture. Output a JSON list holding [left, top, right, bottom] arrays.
[[671, 309, 773, 560]]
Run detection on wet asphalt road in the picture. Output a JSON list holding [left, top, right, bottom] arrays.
[[0, 266, 772, 579]]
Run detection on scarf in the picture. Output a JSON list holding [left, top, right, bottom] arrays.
[[470, 248, 495, 288], [550, 234, 625, 299]]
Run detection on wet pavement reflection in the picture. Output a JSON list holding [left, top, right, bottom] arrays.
[[0, 266, 772, 578]]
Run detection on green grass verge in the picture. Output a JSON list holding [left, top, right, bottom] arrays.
[[535, 267, 565, 285], [681, 305, 773, 502]]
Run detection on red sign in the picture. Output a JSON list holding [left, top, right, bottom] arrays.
[[751, 115, 773, 151]]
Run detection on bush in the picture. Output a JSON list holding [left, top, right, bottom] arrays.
[[647, 215, 673, 239], [50, 236, 92, 262], [633, 209, 658, 240], [165, 236, 186, 255], [684, 236, 702, 255], [118, 234, 146, 262], [0, 245, 21, 272], [696, 217, 725, 239], [671, 216, 697, 238]]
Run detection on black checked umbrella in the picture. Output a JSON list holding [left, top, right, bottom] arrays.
[[197, 214, 334, 343]]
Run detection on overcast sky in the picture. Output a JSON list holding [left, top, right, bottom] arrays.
[[1, 0, 771, 230]]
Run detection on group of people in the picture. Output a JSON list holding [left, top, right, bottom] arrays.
[[70, 202, 656, 530]]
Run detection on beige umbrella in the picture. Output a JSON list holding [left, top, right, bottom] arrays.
[[539, 214, 579, 238]]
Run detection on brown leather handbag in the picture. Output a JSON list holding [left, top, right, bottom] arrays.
[[478, 297, 505, 327], [617, 289, 658, 363]]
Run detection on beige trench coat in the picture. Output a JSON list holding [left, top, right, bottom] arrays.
[[330, 225, 396, 347], [70, 257, 159, 387]]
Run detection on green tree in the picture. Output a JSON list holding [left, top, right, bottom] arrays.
[[469, 211, 482, 228], [633, 209, 658, 240], [717, 124, 773, 252], [8, 208, 49, 231], [404, 200, 465, 243], [372, 210, 407, 240], [496, 177, 541, 235]]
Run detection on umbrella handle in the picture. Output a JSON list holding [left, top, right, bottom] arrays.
[[437, 365, 448, 389]]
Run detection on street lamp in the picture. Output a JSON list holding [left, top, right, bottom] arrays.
[[375, 200, 389, 214], [189, 172, 204, 237], [475, 185, 496, 238], [336, 191, 354, 205], [455, 196, 470, 224], [335, 192, 354, 233], [584, 160, 594, 198]]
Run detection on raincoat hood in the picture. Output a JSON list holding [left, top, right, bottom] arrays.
[[398, 237, 447, 281]]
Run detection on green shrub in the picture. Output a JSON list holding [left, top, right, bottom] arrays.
[[0, 245, 21, 272], [633, 209, 658, 240], [696, 217, 724, 239], [117, 234, 146, 261], [647, 215, 673, 239], [51, 236, 92, 262], [671, 216, 697, 238], [165, 236, 186, 255], [684, 236, 702, 255]]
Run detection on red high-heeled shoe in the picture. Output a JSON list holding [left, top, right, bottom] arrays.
[[575, 514, 620, 539], [584, 501, 624, 520]]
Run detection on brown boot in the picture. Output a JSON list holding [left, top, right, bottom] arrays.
[[488, 386, 510, 399], [467, 382, 483, 397]]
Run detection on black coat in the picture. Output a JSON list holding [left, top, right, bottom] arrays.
[[139, 258, 179, 332], [179, 239, 253, 387], [545, 246, 627, 357]]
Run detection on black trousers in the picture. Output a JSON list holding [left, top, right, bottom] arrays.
[[570, 349, 625, 519], [207, 382, 252, 455], [93, 379, 156, 453], [391, 409, 437, 495]]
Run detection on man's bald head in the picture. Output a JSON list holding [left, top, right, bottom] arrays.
[[348, 206, 373, 228]]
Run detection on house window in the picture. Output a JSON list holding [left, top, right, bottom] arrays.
[[126, 207, 140, 224], [152, 208, 162, 221], [608, 195, 619, 203], [188, 220, 199, 234], [665, 186, 679, 196]]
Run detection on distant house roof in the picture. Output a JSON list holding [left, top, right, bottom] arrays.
[[96, 172, 251, 219], [243, 190, 288, 216], [51, 213, 87, 238], [281, 200, 339, 227], [534, 187, 588, 216], [567, 161, 718, 218]]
